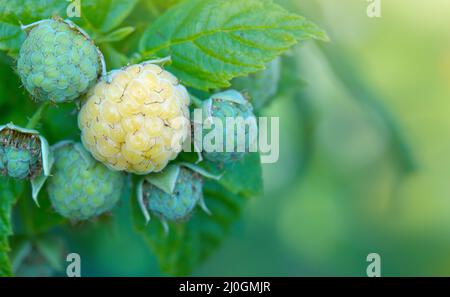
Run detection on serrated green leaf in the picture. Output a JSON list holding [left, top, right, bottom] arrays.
[[132, 180, 248, 275], [138, 0, 327, 90], [0, 177, 24, 276]]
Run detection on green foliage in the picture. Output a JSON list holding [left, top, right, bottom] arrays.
[[138, 0, 327, 90]]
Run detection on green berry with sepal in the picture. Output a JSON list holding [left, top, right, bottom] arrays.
[[17, 18, 105, 103], [194, 90, 258, 164], [136, 163, 220, 232], [0, 123, 53, 204], [46, 141, 125, 221]]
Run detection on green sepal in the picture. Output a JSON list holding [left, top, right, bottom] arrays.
[[144, 164, 180, 195], [136, 177, 150, 224], [30, 149, 54, 207], [137, 163, 220, 224], [200, 90, 248, 123], [136, 165, 181, 225], [177, 162, 222, 181], [0, 123, 53, 206], [210, 90, 247, 105]]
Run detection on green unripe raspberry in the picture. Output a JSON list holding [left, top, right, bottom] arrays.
[[47, 142, 124, 220], [201, 90, 257, 164], [0, 128, 42, 179], [17, 19, 101, 103], [5, 147, 32, 179], [144, 167, 203, 221]]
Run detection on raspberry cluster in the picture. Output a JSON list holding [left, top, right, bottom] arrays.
[[11, 18, 258, 224]]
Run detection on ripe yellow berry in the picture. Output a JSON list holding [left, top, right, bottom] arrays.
[[78, 63, 190, 174]]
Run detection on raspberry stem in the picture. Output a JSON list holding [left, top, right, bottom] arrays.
[[26, 102, 50, 130]]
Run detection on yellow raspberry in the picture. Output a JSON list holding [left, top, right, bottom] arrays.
[[78, 63, 190, 175]]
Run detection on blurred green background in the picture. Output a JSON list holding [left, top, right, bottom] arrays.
[[3, 0, 450, 276], [200, 0, 450, 276]]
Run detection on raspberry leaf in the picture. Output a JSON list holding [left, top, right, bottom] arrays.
[[138, 0, 327, 90]]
